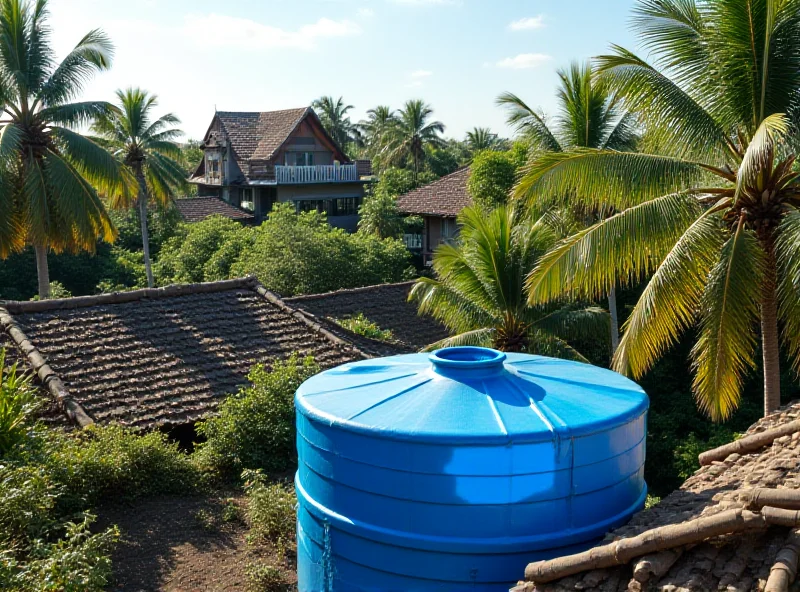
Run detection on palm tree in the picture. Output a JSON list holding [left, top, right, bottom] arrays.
[[498, 61, 638, 353], [311, 96, 360, 150], [465, 127, 500, 152], [410, 205, 608, 358], [383, 99, 445, 180], [93, 88, 187, 288], [520, 0, 800, 420], [0, 0, 124, 299]]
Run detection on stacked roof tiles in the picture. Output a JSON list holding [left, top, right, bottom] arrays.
[[522, 402, 800, 592], [396, 166, 472, 217], [174, 197, 255, 224]]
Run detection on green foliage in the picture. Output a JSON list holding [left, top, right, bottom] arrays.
[[0, 350, 39, 456], [335, 313, 393, 342], [243, 470, 296, 554], [0, 464, 59, 550], [644, 495, 661, 509], [155, 216, 245, 284], [195, 354, 320, 478], [467, 150, 518, 209], [5, 517, 119, 592], [357, 191, 404, 239], [425, 145, 461, 177], [375, 167, 437, 198], [233, 205, 410, 296], [246, 563, 291, 592]]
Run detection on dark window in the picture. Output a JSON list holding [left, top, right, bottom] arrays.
[[295, 197, 361, 216]]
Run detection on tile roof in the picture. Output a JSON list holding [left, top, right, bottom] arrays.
[[522, 402, 800, 592], [0, 278, 364, 429], [174, 197, 255, 223], [396, 166, 472, 217], [216, 108, 309, 163], [284, 282, 449, 356]]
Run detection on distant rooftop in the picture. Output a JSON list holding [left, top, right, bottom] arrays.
[[174, 197, 254, 223], [396, 167, 472, 217]]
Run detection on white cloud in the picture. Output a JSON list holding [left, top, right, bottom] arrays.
[[357, 7, 375, 17], [182, 14, 361, 50], [410, 69, 433, 79], [406, 69, 432, 88], [496, 53, 551, 70], [509, 15, 545, 31]]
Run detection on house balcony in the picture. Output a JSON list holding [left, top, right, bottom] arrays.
[[275, 164, 359, 184]]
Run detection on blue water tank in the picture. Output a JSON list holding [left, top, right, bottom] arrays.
[[295, 346, 648, 591]]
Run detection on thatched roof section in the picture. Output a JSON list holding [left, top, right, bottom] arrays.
[[284, 282, 448, 356], [0, 278, 364, 429], [522, 402, 800, 592]]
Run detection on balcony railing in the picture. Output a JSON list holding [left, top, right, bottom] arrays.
[[275, 164, 358, 184]]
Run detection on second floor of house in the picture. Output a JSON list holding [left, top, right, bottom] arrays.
[[189, 107, 372, 188]]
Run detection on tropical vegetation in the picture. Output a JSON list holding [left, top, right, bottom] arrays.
[[0, 0, 124, 299], [311, 95, 361, 152], [410, 204, 608, 357], [518, 0, 800, 421], [93, 88, 187, 287], [499, 60, 637, 351]]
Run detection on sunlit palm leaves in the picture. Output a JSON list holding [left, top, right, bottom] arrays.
[[521, 0, 800, 420], [0, 0, 123, 298], [93, 87, 186, 287], [381, 99, 445, 177], [311, 95, 361, 150], [410, 205, 608, 359]]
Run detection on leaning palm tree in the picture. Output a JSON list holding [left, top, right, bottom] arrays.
[[0, 0, 125, 299], [520, 0, 800, 420], [498, 61, 638, 352], [383, 99, 445, 180], [311, 95, 360, 150], [410, 205, 608, 358], [465, 127, 500, 152], [93, 88, 187, 288]]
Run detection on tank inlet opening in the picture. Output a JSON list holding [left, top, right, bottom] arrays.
[[429, 346, 507, 369]]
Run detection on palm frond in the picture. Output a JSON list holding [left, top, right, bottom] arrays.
[[496, 91, 561, 151], [51, 125, 132, 196], [596, 46, 729, 159], [526, 331, 591, 363], [0, 168, 23, 257], [421, 328, 495, 352], [613, 210, 725, 378], [0, 122, 21, 165], [533, 305, 610, 345], [735, 112, 789, 202], [526, 192, 703, 304], [777, 207, 800, 373], [691, 218, 764, 421], [41, 100, 113, 127], [409, 275, 498, 335]]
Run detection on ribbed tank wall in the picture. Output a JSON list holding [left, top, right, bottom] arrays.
[[295, 347, 649, 591]]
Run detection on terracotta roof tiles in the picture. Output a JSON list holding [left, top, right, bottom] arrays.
[[174, 197, 255, 223], [216, 108, 308, 163], [396, 166, 472, 217]]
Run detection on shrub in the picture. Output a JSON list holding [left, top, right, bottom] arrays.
[[42, 424, 199, 508], [0, 350, 39, 456], [0, 465, 60, 550], [9, 517, 119, 592], [357, 191, 404, 239], [243, 469, 296, 554], [232, 204, 409, 296], [467, 150, 517, 209], [194, 354, 320, 478], [335, 313, 393, 342], [246, 563, 291, 592]]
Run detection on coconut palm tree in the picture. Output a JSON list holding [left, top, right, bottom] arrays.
[[359, 105, 396, 147], [410, 204, 608, 358], [465, 127, 500, 152], [382, 99, 445, 180], [520, 0, 800, 420], [498, 61, 638, 352], [93, 88, 187, 288], [311, 95, 360, 150], [0, 0, 125, 299]]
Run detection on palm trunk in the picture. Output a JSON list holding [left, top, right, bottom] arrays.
[[607, 284, 620, 356], [34, 244, 50, 299], [135, 167, 154, 288], [761, 241, 781, 416]]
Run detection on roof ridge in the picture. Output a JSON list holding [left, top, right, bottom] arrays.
[[284, 281, 417, 303], [1, 277, 259, 314]]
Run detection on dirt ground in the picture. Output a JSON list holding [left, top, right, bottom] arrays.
[[97, 493, 297, 592]]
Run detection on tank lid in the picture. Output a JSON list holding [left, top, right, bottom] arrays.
[[296, 347, 649, 444]]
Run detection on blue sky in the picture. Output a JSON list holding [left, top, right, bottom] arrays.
[[48, 0, 639, 142]]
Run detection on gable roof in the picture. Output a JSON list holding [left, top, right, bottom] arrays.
[[518, 402, 800, 592], [0, 278, 364, 429], [210, 107, 349, 165], [284, 282, 449, 357], [174, 197, 255, 224], [396, 166, 472, 217]]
